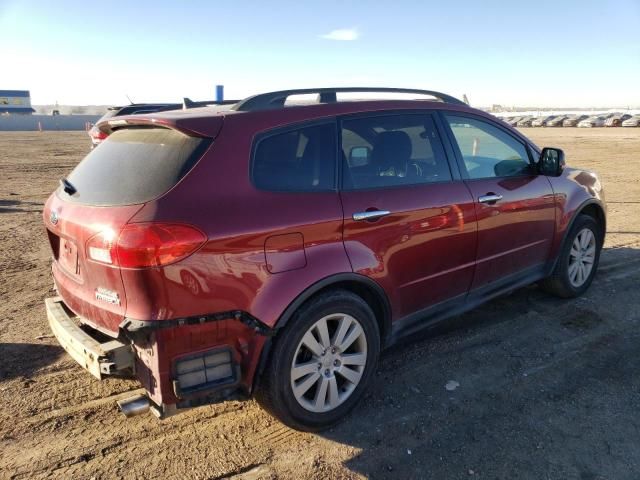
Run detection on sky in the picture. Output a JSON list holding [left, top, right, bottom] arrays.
[[0, 0, 639, 107]]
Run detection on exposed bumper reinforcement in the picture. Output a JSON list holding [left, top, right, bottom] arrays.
[[45, 296, 134, 379], [120, 310, 274, 335]]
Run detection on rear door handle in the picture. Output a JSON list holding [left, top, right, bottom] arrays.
[[352, 210, 391, 221], [478, 194, 503, 204]]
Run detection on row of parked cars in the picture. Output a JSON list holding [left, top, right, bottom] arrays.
[[501, 113, 640, 128]]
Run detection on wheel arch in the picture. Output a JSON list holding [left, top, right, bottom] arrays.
[[578, 201, 606, 244], [274, 273, 392, 342], [550, 198, 606, 273], [252, 273, 392, 392]]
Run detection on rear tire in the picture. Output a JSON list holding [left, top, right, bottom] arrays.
[[540, 214, 602, 298], [256, 290, 380, 431]]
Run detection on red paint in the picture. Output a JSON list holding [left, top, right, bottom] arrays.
[[264, 233, 306, 273], [43, 99, 606, 410], [463, 175, 556, 288], [340, 182, 477, 318]]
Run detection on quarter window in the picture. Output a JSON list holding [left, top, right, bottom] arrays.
[[445, 115, 531, 179], [341, 114, 451, 190], [253, 123, 336, 191]]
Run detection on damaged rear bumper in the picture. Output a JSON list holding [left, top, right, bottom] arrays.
[[45, 296, 270, 418], [45, 296, 134, 379]]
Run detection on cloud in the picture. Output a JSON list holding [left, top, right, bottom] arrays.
[[320, 28, 359, 41]]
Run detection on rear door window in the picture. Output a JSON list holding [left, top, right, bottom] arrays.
[[341, 114, 452, 190], [63, 127, 210, 205], [252, 123, 336, 191]]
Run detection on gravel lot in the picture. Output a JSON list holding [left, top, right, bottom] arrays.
[[1, 128, 639, 479]]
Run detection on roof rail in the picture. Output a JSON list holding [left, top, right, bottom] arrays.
[[182, 97, 240, 110], [233, 87, 466, 111]]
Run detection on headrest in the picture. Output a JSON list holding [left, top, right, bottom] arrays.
[[371, 131, 412, 172]]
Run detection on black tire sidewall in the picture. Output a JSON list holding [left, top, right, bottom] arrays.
[[557, 215, 602, 296], [264, 290, 380, 431]]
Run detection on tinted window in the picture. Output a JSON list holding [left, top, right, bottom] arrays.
[[341, 114, 451, 190], [445, 115, 531, 179], [253, 123, 336, 191], [63, 127, 208, 205]]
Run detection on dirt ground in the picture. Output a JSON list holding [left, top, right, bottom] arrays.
[[1, 128, 639, 480]]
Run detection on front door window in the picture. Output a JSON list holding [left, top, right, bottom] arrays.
[[445, 115, 531, 179]]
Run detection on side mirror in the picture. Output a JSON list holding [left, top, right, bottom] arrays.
[[539, 147, 565, 177], [349, 146, 371, 167]]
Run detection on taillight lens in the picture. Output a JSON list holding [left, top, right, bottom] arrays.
[[117, 223, 206, 268], [89, 127, 108, 141], [87, 224, 206, 268], [87, 228, 117, 264]]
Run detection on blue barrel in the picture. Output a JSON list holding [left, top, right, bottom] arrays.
[[215, 85, 224, 102]]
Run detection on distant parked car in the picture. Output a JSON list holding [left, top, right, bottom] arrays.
[[545, 115, 569, 127], [621, 115, 640, 127], [578, 115, 606, 128], [504, 116, 522, 127], [563, 115, 589, 127], [605, 114, 632, 127], [88, 103, 182, 147], [516, 116, 535, 127], [531, 115, 557, 127]]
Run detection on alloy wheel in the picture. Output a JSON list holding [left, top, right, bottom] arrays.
[[568, 228, 596, 287], [290, 313, 368, 413]]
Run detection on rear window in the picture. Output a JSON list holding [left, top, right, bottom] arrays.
[[252, 123, 336, 191], [62, 127, 209, 205]]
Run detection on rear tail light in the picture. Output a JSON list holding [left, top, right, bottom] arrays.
[[87, 223, 206, 268], [89, 127, 108, 141], [87, 228, 117, 264], [117, 223, 206, 268]]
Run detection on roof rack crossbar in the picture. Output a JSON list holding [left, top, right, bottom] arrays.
[[233, 87, 466, 111]]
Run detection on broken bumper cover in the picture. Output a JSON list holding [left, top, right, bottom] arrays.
[[45, 296, 134, 379], [46, 296, 270, 417]]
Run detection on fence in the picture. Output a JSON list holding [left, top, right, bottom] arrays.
[[0, 115, 101, 131]]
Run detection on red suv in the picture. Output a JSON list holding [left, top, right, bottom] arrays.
[[43, 88, 606, 431]]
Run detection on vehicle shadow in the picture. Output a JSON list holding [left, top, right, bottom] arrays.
[[0, 199, 43, 214], [0, 343, 65, 381], [314, 246, 640, 479]]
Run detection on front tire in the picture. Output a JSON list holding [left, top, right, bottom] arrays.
[[540, 214, 602, 298], [256, 290, 380, 431]]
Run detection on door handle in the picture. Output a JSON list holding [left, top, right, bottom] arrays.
[[352, 210, 391, 221], [478, 194, 503, 204]]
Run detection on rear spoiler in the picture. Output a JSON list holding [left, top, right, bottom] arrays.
[[98, 113, 224, 138]]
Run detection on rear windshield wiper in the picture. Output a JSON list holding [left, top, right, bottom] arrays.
[[60, 178, 77, 195]]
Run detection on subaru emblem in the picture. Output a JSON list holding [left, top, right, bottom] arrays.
[[50, 210, 58, 225]]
